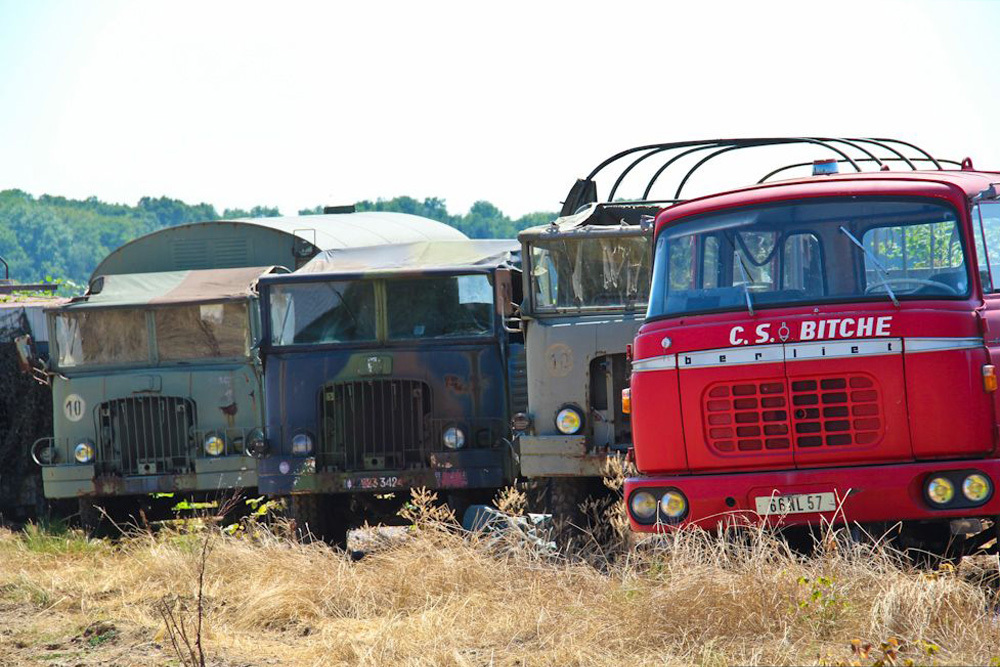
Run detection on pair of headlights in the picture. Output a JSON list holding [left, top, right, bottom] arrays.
[[926, 472, 992, 507], [630, 488, 688, 523]]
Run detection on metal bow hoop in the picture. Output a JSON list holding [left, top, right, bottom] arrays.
[[560, 137, 961, 217]]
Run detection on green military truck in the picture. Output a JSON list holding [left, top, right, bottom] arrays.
[[28, 213, 468, 531]]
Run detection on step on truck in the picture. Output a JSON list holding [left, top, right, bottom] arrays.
[[253, 240, 524, 544], [623, 138, 1000, 558], [514, 169, 655, 528]]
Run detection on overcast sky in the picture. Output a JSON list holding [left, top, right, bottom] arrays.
[[1, 0, 998, 218]]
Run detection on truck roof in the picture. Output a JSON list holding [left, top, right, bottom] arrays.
[[654, 169, 1000, 233]]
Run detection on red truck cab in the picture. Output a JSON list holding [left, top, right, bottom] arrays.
[[625, 167, 1000, 554]]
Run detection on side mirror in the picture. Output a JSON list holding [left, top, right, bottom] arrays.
[[494, 268, 515, 317], [14, 334, 37, 373]]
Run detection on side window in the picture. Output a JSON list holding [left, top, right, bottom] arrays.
[[977, 203, 1000, 293]]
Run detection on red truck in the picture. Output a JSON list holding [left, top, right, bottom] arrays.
[[622, 138, 1000, 557]]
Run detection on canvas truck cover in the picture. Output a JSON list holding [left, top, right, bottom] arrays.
[[294, 239, 520, 275], [91, 213, 470, 280], [66, 266, 282, 310]]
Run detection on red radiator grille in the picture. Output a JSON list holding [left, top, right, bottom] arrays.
[[704, 379, 790, 453], [789, 375, 883, 448], [703, 374, 883, 454]]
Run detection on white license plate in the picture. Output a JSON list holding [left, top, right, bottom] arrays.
[[754, 492, 837, 516]]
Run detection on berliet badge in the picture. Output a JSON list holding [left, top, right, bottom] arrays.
[[778, 322, 790, 342]]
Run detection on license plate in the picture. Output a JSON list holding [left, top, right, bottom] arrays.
[[754, 492, 837, 516]]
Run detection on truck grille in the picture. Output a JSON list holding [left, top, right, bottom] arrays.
[[98, 396, 196, 474], [321, 379, 431, 471], [703, 374, 883, 454]]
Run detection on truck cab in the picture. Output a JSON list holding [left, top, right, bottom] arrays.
[[33, 267, 278, 529], [516, 205, 652, 520], [625, 141, 1000, 556], [255, 240, 523, 542]]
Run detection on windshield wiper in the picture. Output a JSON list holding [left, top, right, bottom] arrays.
[[838, 226, 899, 308], [734, 252, 755, 316]]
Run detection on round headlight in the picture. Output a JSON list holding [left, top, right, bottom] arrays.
[[555, 407, 583, 435], [630, 491, 657, 520], [204, 434, 225, 457], [245, 429, 268, 458], [443, 426, 466, 450], [927, 476, 955, 505], [963, 473, 992, 502], [660, 489, 688, 520], [290, 432, 313, 456], [74, 440, 94, 464]]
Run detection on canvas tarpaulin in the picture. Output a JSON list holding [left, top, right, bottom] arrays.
[[73, 266, 280, 309], [296, 240, 519, 275]]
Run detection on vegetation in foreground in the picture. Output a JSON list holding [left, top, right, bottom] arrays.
[[1, 488, 999, 667]]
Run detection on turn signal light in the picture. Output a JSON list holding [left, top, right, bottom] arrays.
[[984, 365, 997, 393], [621, 388, 631, 415]]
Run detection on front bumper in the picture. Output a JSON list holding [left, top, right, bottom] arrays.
[[517, 434, 615, 477], [257, 448, 510, 495], [625, 459, 1000, 531], [40, 456, 258, 498]]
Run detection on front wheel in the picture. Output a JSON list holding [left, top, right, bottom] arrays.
[[287, 494, 350, 548]]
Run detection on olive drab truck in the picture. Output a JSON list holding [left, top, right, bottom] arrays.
[[28, 212, 468, 531], [624, 137, 1000, 559], [254, 240, 523, 544], [515, 190, 654, 525]]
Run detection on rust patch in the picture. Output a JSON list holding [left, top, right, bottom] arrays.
[[444, 374, 469, 394], [221, 402, 238, 428]]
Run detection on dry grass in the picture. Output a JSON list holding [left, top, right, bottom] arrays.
[[1, 496, 1000, 667]]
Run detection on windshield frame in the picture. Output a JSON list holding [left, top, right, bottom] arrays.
[[48, 298, 256, 373], [523, 227, 653, 317], [646, 195, 972, 323], [260, 267, 503, 351]]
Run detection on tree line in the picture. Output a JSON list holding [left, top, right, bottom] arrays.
[[0, 190, 554, 289]]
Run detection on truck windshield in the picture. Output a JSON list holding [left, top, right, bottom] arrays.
[[648, 198, 968, 319], [385, 274, 494, 340], [155, 302, 250, 361], [530, 236, 651, 312], [55, 309, 149, 368], [269, 281, 377, 345]]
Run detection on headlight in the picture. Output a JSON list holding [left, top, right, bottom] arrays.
[[963, 473, 992, 503], [660, 489, 688, 520], [443, 426, 466, 450], [204, 434, 225, 457], [245, 429, 268, 458], [555, 406, 583, 435], [290, 432, 313, 456], [74, 440, 95, 464], [630, 491, 657, 520], [926, 476, 955, 505]]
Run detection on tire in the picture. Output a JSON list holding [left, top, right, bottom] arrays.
[[78, 497, 124, 538], [527, 477, 598, 546], [288, 494, 350, 547]]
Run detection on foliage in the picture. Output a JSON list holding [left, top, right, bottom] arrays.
[[0, 190, 555, 288]]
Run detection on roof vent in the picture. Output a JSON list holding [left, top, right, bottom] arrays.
[[322, 205, 357, 215]]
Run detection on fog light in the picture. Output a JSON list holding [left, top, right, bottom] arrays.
[[204, 434, 225, 457], [245, 429, 268, 458], [290, 432, 314, 456], [74, 440, 95, 464], [630, 491, 657, 521], [443, 426, 466, 450], [660, 489, 688, 520], [511, 412, 531, 432], [927, 477, 955, 505], [963, 473, 991, 503], [555, 406, 583, 435]]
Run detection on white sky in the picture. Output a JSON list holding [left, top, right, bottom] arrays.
[[1, 0, 998, 218]]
